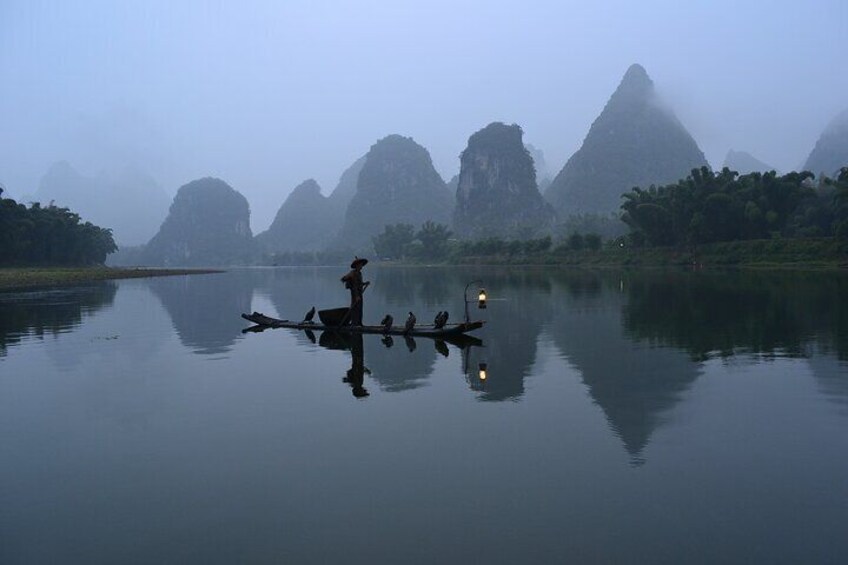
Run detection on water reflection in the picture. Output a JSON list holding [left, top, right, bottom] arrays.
[[317, 332, 371, 397], [622, 270, 848, 360], [0, 283, 117, 357], [245, 321, 484, 399], [5, 267, 848, 563], [225, 268, 848, 462], [148, 273, 251, 355], [808, 353, 848, 417], [255, 267, 445, 392]]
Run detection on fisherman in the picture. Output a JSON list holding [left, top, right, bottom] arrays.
[[341, 256, 370, 326]]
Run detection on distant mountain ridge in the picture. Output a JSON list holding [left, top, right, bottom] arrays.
[[722, 150, 775, 174], [545, 64, 708, 216], [35, 161, 170, 246], [804, 109, 848, 178]]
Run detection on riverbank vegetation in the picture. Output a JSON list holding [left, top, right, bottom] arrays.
[[365, 167, 848, 268], [1, 187, 117, 266], [0, 267, 223, 291]]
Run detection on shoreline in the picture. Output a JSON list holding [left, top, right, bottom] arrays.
[[0, 267, 224, 291], [383, 238, 848, 271]]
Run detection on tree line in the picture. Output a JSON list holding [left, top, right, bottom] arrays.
[[621, 167, 848, 247], [0, 187, 117, 266], [370, 167, 848, 262]]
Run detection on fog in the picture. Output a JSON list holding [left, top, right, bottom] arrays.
[[1, 0, 846, 233]]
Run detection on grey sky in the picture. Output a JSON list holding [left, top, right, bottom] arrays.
[[2, 0, 846, 231]]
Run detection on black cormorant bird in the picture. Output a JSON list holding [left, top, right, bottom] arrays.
[[302, 306, 316, 323], [434, 311, 449, 329], [404, 312, 416, 334], [380, 314, 393, 333]]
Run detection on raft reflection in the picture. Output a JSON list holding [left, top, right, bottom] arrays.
[[313, 329, 484, 400]]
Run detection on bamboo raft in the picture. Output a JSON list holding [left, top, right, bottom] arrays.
[[241, 311, 484, 338]]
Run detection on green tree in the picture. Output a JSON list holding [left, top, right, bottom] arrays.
[[415, 221, 452, 260], [584, 233, 602, 250], [372, 223, 415, 259], [567, 232, 585, 250], [0, 189, 116, 266]]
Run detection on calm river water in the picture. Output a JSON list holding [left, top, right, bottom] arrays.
[[1, 266, 847, 564]]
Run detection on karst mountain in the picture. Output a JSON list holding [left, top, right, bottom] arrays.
[[804, 109, 848, 178], [142, 177, 254, 266], [453, 122, 555, 239], [545, 64, 708, 217]]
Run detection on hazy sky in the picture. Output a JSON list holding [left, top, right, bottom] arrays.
[[2, 0, 846, 231]]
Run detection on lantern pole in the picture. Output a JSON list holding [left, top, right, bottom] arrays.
[[464, 280, 482, 323]]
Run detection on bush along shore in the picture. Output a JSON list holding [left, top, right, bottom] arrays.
[[0, 267, 223, 291], [376, 236, 846, 269]]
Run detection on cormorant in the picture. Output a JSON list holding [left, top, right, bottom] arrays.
[[380, 314, 393, 333], [302, 306, 316, 323], [404, 312, 416, 334], [434, 311, 449, 329]]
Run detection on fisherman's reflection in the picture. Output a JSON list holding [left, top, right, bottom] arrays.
[[318, 332, 371, 398], [343, 334, 370, 398]]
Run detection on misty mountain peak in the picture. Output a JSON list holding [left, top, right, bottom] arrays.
[[291, 178, 322, 197], [804, 107, 848, 178], [612, 63, 654, 103], [723, 149, 775, 174], [36, 160, 169, 245], [545, 64, 707, 215]]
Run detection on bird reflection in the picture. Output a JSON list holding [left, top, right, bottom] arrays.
[[404, 336, 417, 352], [304, 328, 484, 399], [304, 329, 316, 344]]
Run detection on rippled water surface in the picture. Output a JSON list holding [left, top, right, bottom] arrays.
[[2, 267, 847, 564]]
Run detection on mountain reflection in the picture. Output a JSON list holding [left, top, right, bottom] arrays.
[[545, 269, 848, 461], [0, 283, 117, 357], [547, 270, 701, 463], [148, 273, 251, 355]]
